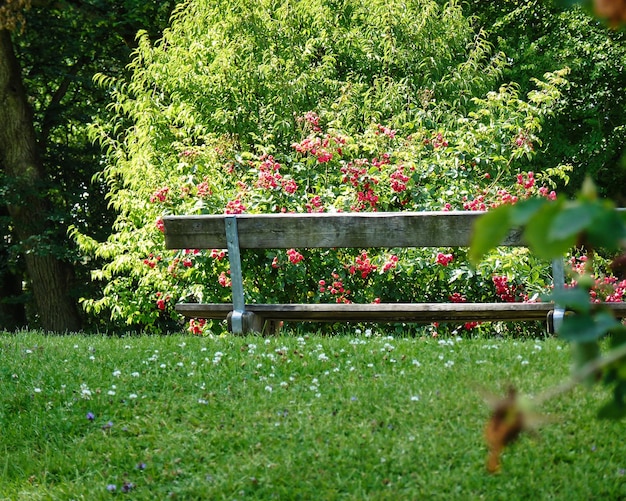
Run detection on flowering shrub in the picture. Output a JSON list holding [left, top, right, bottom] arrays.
[[568, 254, 626, 303], [74, 0, 579, 333], [77, 98, 575, 333]]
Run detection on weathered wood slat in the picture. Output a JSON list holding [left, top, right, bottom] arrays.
[[176, 302, 555, 322], [163, 211, 523, 250], [175, 302, 626, 323]]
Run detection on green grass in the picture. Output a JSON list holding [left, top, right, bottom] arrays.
[[0, 330, 624, 500]]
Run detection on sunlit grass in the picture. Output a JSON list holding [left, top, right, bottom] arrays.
[[1, 330, 624, 499]]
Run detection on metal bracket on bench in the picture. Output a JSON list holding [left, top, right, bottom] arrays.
[[549, 257, 566, 334], [225, 216, 246, 334]]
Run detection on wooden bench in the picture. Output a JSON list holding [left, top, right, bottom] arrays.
[[163, 211, 626, 334]]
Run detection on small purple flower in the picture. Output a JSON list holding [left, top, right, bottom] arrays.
[[106, 484, 116, 492], [136, 462, 146, 470], [86, 412, 95, 421], [121, 481, 135, 493], [619, 468, 625, 476], [101, 421, 113, 431]]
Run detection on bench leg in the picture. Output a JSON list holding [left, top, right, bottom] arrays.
[[226, 311, 265, 335], [547, 311, 556, 335], [547, 309, 571, 335], [225, 313, 282, 335]]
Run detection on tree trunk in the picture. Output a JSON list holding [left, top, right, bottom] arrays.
[[0, 29, 81, 332]]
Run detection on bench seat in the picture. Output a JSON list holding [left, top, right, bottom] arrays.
[[175, 301, 626, 333], [176, 302, 556, 321]]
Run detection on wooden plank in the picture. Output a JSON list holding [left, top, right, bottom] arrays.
[[175, 301, 626, 323], [163, 211, 524, 250], [176, 303, 232, 319], [175, 302, 553, 322]]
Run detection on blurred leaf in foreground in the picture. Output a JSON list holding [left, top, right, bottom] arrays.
[[482, 386, 550, 473]]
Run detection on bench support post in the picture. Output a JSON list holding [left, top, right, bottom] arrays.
[[225, 216, 247, 334], [549, 257, 566, 334]]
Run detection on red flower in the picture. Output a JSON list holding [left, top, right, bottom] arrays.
[[210, 249, 226, 260], [382, 254, 398, 272], [353, 250, 377, 278], [155, 293, 170, 311], [218, 271, 232, 287], [225, 199, 246, 214], [376, 124, 396, 139], [449, 292, 467, 303], [150, 186, 169, 203], [188, 318, 206, 335], [436, 253, 454, 266], [282, 179, 298, 194], [492, 275, 517, 302], [196, 181, 211, 198], [287, 249, 304, 264], [316, 151, 333, 163]]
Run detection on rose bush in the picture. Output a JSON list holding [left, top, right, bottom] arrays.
[[74, 0, 575, 333], [76, 98, 570, 333]]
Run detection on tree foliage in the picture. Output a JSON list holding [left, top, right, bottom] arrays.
[[0, 0, 177, 330], [464, 0, 626, 202]]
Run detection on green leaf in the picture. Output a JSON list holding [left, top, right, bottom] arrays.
[[509, 197, 548, 226], [548, 287, 592, 313], [571, 340, 601, 385], [559, 311, 620, 342], [548, 203, 598, 241], [586, 206, 626, 251], [468, 205, 512, 266], [523, 199, 575, 260]]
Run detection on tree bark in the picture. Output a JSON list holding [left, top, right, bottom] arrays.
[[0, 29, 81, 332]]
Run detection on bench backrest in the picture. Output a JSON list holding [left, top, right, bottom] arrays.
[[163, 211, 523, 250]]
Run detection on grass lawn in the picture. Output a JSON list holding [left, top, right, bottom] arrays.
[[0, 329, 624, 500]]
